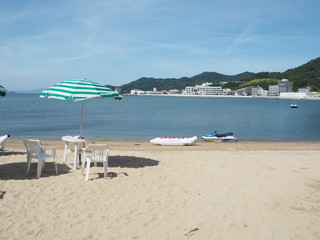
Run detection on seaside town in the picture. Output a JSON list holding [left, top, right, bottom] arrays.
[[129, 79, 320, 99]]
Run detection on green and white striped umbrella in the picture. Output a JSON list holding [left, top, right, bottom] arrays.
[[40, 79, 122, 137], [0, 85, 7, 98]]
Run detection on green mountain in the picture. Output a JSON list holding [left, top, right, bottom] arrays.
[[120, 72, 254, 92], [119, 57, 320, 92], [282, 57, 320, 91]]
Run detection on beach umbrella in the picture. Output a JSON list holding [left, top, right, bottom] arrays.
[[40, 79, 122, 137], [0, 85, 7, 98]]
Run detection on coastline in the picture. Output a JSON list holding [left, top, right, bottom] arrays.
[[125, 93, 320, 100]]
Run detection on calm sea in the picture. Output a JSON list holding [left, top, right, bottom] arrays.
[[1, 93, 320, 141]]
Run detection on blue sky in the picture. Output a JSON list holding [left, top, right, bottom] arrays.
[[1, 0, 319, 91]]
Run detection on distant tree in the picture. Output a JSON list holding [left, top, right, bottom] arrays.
[[238, 78, 279, 89]]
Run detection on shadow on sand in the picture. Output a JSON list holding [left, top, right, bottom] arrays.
[[108, 155, 159, 168], [0, 155, 159, 180], [0, 162, 72, 180], [94, 171, 129, 180], [85, 155, 159, 181], [0, 150, 25, 156]]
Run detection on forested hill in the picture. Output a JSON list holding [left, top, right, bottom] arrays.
[[119, 57, 320, 92], [226, 57, 320, 91], [120, 72, 254, 92], [283, 57, 320, 90]]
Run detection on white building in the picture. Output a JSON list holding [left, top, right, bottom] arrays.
[[130, 89, 145, 95], [298, 87, 311, 93], [269, 85, 279, 96], [168, 89, 180, 94], [185, 83, 228, 95], [279, 92, 306, 99], [261, 89, 269, 96], [251, 86, 264, 96]]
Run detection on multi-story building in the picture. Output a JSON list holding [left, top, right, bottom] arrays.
[[298, 87, 311, 93], [184, 83, 228, 95], [278, 79, 293, 93], [267, 79, 293, 96], [269, 85, 279, 96], [251, 86, 264, 96]]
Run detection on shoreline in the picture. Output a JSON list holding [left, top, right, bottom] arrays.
[[4, 137, 320, 152], [125, 93, 320, 100]]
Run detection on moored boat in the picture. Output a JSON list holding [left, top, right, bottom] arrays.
[[290, 103, 298, 108], [202, 131, 238, 142], [150, 136, 198, 146]]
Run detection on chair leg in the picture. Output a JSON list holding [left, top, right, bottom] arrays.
[[54, 156, 58, 175], [85, 158, 91, 181], [42, 160, 46, 171], [26, 154, 31, 176], [103, 160, 108, 180], [81, 156, 88, 175], [73, 145, 78, 170], [37, 158, 44, 178]]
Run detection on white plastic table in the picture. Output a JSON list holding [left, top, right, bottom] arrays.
[[62, 136, 86, 169]]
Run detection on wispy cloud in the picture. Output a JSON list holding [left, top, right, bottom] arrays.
[[224, 22, 259, 55]]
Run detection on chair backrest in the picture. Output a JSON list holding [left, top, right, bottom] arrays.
[[84, 144, 108, 161], [23, 139, 42, 158]]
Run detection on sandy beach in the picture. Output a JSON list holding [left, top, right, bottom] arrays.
[[1, 138, 320, 240]]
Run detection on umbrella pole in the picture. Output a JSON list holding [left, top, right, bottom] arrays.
[[78, 101, 85, 168], [80, 101, 85, 137]]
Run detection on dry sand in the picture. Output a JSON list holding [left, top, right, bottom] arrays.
[[1, 138, 320, 240]]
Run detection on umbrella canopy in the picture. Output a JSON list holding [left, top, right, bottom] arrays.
[[40, 79, 122, 137], [0, 85, 7, 98]]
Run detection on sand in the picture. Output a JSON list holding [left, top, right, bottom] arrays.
[[1, 138, 320, 240]]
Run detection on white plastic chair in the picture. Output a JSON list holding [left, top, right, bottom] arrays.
[[23, 139, 58, 178], [81, 144, 109, 181]]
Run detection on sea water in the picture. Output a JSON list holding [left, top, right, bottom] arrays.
[[1, 93, 320, 141]]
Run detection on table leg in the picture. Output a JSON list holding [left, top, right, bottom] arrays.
[[63, 143, 69, 164], [74, 144, 78, 170]]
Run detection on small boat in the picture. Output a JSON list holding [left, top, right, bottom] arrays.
[[202, 131, 238, 142], [290, 103, 298, 108], [0, 134, 10, 151], [290, 99, 298, 108], [150, 136, 198, 146]]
